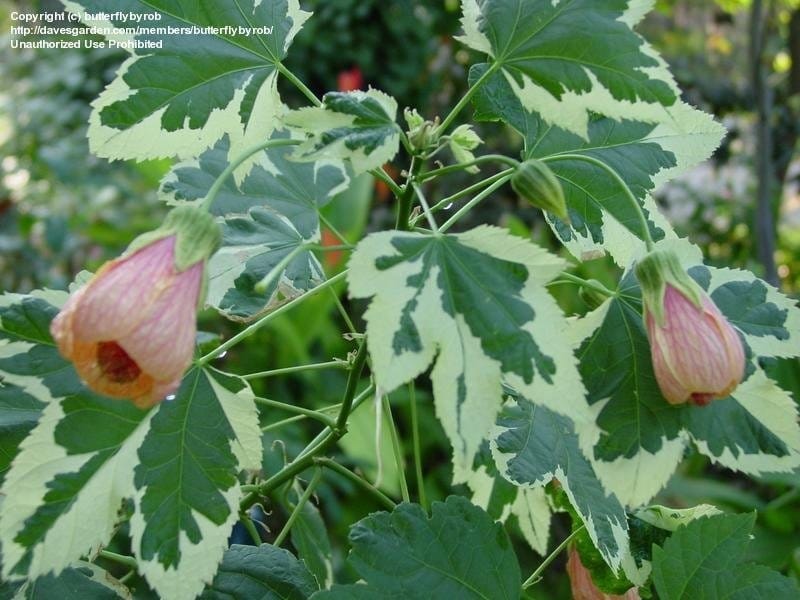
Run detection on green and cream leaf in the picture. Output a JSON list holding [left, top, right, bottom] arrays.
[[493, 397, 629, 571], [471, 65, 724, 265], [284, 89, 400, 175], [130, 368, 262, 600], [348, 226, 588, 471], [458, 0, 677, 138], [161, 134, 348, 321], [65, 0, 310, 162], [573, 244, 800, 507]]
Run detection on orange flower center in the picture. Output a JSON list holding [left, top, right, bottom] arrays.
[[97, 341, 142, 383]]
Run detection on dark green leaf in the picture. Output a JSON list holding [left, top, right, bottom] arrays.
[[314, 496, 520, 599], [651, 513, 800, 600], [200, 544, 318, 600]]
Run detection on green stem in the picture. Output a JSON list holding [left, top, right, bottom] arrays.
[[245, 360, 348, 380], [372, 168, 404, 197], [277, 62, 321, 106], [381, 395, 411, 503], [435, 62, 499, 136], [417, 154, 519, 181], [413, 169, 514, 227], [522, 525, 585, 589], [318, 212, 351, 247], [330, 288, 358, 334], [408, 382, 428, 511], [551, 272, 616, 298], [241, 513, 263, 545], [254, 243, 313, 294], [542, 153, 655, 251], [396, 157, 423, 231], [261, 414, 305, 432], [412, 182, 439, 233], [197, 271, 347, 365], [98, 550, 137, 570], [201, 138, 300, 211], [274, 468, 324, 546], [240, 342, 370, 510], [314, 457, 397, 511], [766, 487, 800, 511], [439, 173, 513, 233], [253, 396, 337, 428]]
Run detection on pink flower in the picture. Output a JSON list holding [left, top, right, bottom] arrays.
[[636, 250, 745, 406], [646, 284, 745, 406], [566, 548, 640, 600], [51, 236, 203, 408]]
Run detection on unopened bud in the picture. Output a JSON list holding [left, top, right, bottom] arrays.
[[511, 159, 569, 221]]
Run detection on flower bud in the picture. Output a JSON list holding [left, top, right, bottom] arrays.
[[511, 159, 569, 221], [567, 547, 640, 600], [635, 250, 745, 406], [50, 207, 220, 409]]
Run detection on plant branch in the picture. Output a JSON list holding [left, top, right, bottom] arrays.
[[439, 173, 513, 232], [240, 342, 370, 510], [98, 550, 138, 570], [197, 271, 348, 365], [417, 154, 519, 181], [435, 62, 499, 136], [274, 468, 324, 546], [245, 360, 348, 380], [381, 394, 411, 503], [522, 525, 585, 589], [314, 457, 397, 511], [408, 382, 428, 511], [253, 396, 337, 428], [240, 513, 263, 545], [549, 272, 616, 298]]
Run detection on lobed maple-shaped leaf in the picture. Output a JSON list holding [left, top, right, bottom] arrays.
[[65, 0, 310, 162], [0, 292, 262, 600], [470, 61, 724, 265], [574, 242, 800, 507], [284, 89, 400, 175], [458, 0, 678, 138], [493, 395, 629, 572], [348, 226, 588, 471], [161, 134, 349, 321], [651, 513, 799, 600], [313, 496, 521, 599]]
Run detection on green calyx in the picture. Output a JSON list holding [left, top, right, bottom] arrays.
[[404, 108, 440, 154], [634, 250, 703, 326], [127, 205, 222, 272], [511, 159, 569, 221]]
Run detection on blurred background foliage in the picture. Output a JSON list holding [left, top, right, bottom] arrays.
[[1, 0, 799, 597]]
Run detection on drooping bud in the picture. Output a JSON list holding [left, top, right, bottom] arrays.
[[635, 250, 746, 406], [511, 159, 569, 221], [50, 206, 220, 409], [567, 548, 640, 600]]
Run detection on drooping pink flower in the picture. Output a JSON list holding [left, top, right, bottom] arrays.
[[636, 250, 745, 406], [646, 284, 745, 405], [51, 236, 203, 408], [566, 548, 640, 600]]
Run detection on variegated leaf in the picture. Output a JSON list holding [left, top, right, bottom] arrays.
[[347, 226, 588, 472], [471, 62, 724, 265], [161, 134, 349, 320], [574, 242, 800, 507], [0, 293, 262, 600], [130, 368, 261, 600], [284, 89, 400, 175], [64, 0, 310, 162], [493, 396, 629, 572], [458, 0, 678, 138]]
